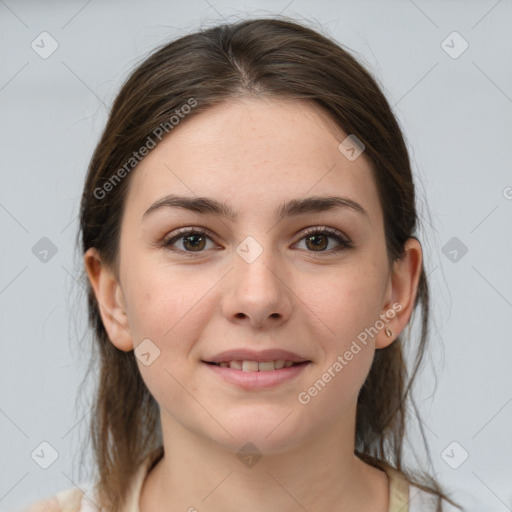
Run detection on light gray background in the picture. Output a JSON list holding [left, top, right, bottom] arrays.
[[1, 1, 511, 511]]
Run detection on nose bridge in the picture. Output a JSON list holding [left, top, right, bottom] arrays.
[[222, 233, 292, 326], [234, 234, 283, 296]]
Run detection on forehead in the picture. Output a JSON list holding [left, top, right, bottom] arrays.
[[124, 97, 382, 226]]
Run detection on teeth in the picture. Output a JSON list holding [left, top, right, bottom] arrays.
[[218, 360, 299, 371], [242, 360, 259, 372], [258, 361, 275, 372]]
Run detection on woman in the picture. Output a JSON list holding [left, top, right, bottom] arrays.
[[24, 16, 461, 512]]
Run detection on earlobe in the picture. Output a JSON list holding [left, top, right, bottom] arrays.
[[376, 237, 423, 349], [84, 247, 133, 352]]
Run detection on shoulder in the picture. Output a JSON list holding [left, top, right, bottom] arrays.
[[408, 484, 440, 512], [19, 448, 163, 512], [381, 463, 440, 512], [18, 488, 92, 512]]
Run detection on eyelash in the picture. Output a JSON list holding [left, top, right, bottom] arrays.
[[160, 226, 353, 258]]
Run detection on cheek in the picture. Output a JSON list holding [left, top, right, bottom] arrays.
[[128, 270, 213, 346], [302, 261, 386, 348], [127, 270, 216, 408], [296, 267, 383, 413]]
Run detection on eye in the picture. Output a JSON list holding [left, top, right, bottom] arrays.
[[161, 228, 217, 255], [294, 226, 352, 255], [160, 226, 352, 257]]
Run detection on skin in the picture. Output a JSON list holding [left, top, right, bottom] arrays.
[[85, 97, 422, 512]]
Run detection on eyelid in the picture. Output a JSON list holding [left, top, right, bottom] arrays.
[[164, 225, 217, 241], [298, 225, 348, 241], [160, 225, 352, 255], [294, 226, 352, 254], [160, 226, 219, 253]]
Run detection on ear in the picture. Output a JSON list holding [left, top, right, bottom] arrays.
[[376, 237, 423, 349], [84, 247, 134, 351]]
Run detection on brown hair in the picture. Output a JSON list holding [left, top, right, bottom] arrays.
[[77, 16, 461, 512]]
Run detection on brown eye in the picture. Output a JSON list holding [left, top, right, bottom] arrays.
[[180, 233, 207, 251], [295, 227, 352, 254], [162, 229, 215, 254], [305, 233, 329, 251], [160, 226, 352, 258]]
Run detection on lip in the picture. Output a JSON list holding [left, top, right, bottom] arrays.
[[204, 348, 309, 364], [203, 360, 311, 390]]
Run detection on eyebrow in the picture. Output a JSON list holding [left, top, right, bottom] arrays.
[[142, 194, 370, 222]]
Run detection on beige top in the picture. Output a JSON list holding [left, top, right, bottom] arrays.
[[21, 451, 436, 512]]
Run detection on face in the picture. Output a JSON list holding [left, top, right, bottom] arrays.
[[89, 97, 410, 455]]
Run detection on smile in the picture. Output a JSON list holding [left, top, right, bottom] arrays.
[[206, 360, 301, 371], [203, 360, 311, 390]]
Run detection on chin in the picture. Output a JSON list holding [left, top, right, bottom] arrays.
[[211, 407, 308, 456], [216, 431, 304, 458]]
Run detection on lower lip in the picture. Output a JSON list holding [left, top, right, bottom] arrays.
[[203, 362, 310, 390]]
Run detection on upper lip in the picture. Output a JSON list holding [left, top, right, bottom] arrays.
[[204, 349, 310, 364]]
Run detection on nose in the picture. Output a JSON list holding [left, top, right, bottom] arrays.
[[221, 242, 293, 329]]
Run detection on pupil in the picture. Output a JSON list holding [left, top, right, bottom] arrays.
[[185, 235, 205, 250], [183, 234, 328, 252], [307, 234, 327, 251]]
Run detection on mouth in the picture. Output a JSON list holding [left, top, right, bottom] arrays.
[[202, 348, 311, 389], [202, 358, 311, 390], [203, 360, 309, 371]]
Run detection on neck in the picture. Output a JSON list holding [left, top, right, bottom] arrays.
[[139, 406, 389, 512]]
